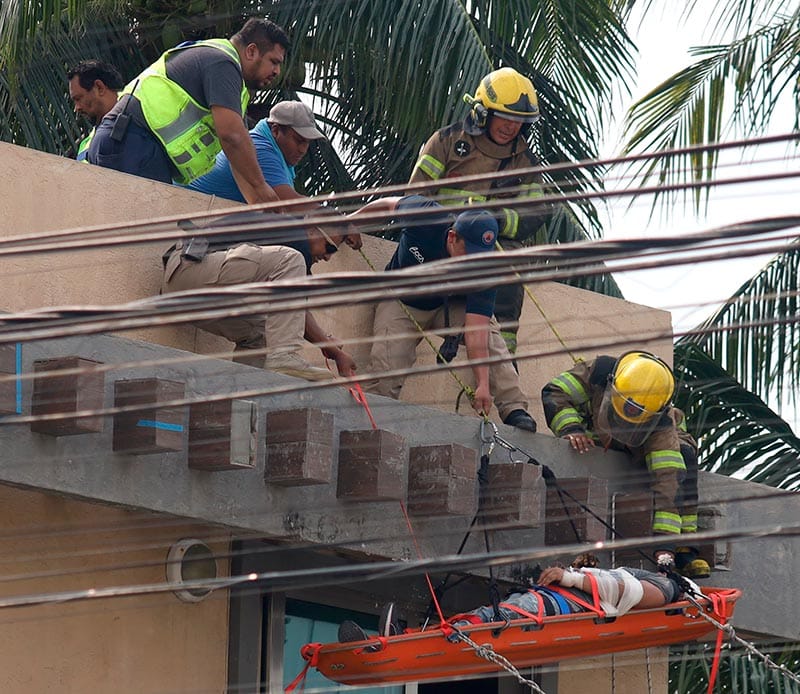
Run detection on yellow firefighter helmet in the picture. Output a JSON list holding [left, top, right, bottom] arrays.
[[610, 351, 675, 425], [465, 67, 540, 127]]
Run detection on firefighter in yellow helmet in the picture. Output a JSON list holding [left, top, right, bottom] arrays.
[[541, 351, 711, 579], [408, 67, 553, 357]]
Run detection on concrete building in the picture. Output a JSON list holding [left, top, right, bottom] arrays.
[[0, 142, 797, 693]]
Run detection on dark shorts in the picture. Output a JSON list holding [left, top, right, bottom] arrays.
[[623, 567, 681, 603]]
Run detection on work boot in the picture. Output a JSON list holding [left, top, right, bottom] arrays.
[[265, 351, 334, 381], [502, 409, 537, 432], [675, 547, 712, 579], [379, 602, 401, 637]]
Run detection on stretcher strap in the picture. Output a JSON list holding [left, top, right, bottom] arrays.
[[547, 572, 605, 618], [499, 592, 544, 626], [706, 592, 729, 694], [286, 643, 321, 692]]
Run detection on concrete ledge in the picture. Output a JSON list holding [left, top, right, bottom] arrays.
[[30, 356, 104, 436], [407, 443, 478, 517], [337, 429, 408, 501], [113, 378, 185, 454], [545, 476, 609, 545]]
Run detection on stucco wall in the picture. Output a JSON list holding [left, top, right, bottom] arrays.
[[0, 485, 229, 694], [0, 141, 673, 427]]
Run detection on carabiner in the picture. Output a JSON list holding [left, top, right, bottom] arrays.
[[479, 418, 498, 458]]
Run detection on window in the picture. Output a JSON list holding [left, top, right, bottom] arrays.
[[283, 599, 404, 694]]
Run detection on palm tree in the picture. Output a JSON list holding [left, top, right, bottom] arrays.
[[617, 3, 800, 686], [620, 0, 799, 211], [614, 0, 800, 486], [0, 0, 633, 294]]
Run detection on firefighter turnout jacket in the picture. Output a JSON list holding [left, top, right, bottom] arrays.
[[409, 119, 551, 243], [541, 356, 699, 538]]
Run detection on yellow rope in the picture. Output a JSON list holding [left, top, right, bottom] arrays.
[[495, 240, 583, 365], [357, 248, 476, 405]]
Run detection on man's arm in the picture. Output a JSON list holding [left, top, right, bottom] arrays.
[[463, 312, 492, 415], [211, 105, 279, 205], [304, 312, 356, 377], [408, 132, 445, 185], [541, 361, 596, 453]]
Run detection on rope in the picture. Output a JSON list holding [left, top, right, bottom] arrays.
[[453, 630, 547, 693], [487, 425, 659, 567], [494, 240, 582, 365], [347, 360, 449, 627], [678, 590, 800, 689], [347, 382, 378, 429], [357, 247, 476, 405]]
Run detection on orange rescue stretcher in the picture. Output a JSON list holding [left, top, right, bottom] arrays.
[[297, 586, 741, 687]]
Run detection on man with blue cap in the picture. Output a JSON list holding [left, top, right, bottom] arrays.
[[359, 194, 536, 430]]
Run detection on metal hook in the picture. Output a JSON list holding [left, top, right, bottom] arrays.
[[479, 419, 498, 457]]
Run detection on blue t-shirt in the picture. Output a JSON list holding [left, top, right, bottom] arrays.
[[186, 119, 295, 201], [386, 195, 496, 317]]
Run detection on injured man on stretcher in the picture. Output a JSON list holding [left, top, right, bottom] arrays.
[[338, 562, 699, 644], [453, 564, 696, 629]]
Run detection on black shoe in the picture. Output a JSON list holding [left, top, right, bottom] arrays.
[[503, 409, 537, 432], [338, 620, 368, 643], [379, 602, 401, 637]]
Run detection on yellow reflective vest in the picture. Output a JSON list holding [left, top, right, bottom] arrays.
[[124, 38, 250, 184]]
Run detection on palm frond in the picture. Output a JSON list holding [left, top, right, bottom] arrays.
[[674, 341, 800, 489], [679, 241, 800, 408], [620, 13, 800, 211], [0, 18, 144, 155]]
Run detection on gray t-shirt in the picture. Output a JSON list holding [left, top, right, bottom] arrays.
[[111, 44, 244, 127]]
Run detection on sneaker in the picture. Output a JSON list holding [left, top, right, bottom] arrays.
[[502, 409, 537, 432], [338, 620, 368, 643], [379, 602, 401, 637], [675, 547, 711, 579], [265, 352, 334, 381]]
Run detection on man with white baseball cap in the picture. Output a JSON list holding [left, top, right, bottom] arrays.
[[187, 99, 326, 206]]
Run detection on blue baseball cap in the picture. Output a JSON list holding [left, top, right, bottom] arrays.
[[453, 210, 498, 254]]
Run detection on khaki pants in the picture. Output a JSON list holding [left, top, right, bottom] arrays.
[[362, 299, 528, 419], [162, 244, 307, 368]]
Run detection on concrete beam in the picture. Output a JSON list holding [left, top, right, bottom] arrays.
[[0, 333, 798, 640]]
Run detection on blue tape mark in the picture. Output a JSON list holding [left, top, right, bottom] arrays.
[[15, 343, 22, 414], [136, 419, 183, 432]]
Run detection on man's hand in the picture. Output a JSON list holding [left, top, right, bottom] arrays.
[[471, 382, 493, 417], [212, 105, 278, 205], [537, 566, 565, 586], [320, 338, 356, 377], [563, 432, 595, 454], [343, 226, 363, 249], [327, 348, 356, 377]]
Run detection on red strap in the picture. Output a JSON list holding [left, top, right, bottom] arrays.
[[349, 381, 447, 630], [705, 592, 729, 694], [349, 383, 378, 429], [548, 573, 605, 618], [500, 593, 544, 626]]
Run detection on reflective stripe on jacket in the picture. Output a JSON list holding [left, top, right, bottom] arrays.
[[126, 38, 249, 184]]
